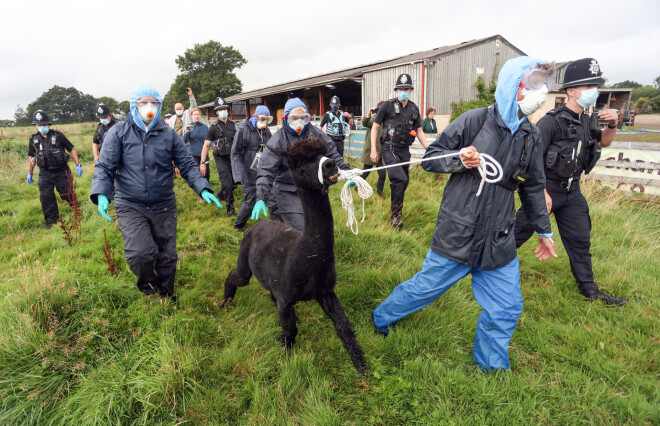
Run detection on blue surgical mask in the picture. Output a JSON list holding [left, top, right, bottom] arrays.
[[38, 126, 49, 134], [331, 106, 339, 113], [575, 88, 599, 108], [100, 118, 110, 125], [397, 91, 410, 102], [218, 110, 228, 119]]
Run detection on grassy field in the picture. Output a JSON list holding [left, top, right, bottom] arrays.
[[0, 123, 658, 424]]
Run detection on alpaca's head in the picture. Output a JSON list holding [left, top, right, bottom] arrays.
[[268, 138, 339, 192]]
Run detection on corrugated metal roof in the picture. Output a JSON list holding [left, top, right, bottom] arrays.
[[199, 34, 524, 107]]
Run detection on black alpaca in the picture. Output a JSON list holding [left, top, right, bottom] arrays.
[[223, 138, 367, 374]]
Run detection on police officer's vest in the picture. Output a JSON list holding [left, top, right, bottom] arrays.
[[381, 98, 419, 146], [324, 111, 347, 138], [94, 120, 116, 151], [32, 131, 69, 169], [544, 108, 601, 182], [211, 120, 237, 156]]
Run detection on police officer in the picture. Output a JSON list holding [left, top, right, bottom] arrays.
[[513, 58, 628, 306], [370, 73, 429, 227], [230, 105, 273, 231], [200, 97, 238, 216], [319, 95, 353, 156], [92, 103, 117, 164], [27, 110, 83, 228]]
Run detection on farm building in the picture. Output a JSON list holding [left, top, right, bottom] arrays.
[[198, 34, 525, 129]]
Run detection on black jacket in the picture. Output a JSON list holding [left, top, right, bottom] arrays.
[[256, 125, 350, 213], [231, 120, 272, 185], [90, 113, 213, 211], [422, 104, 551, 270]]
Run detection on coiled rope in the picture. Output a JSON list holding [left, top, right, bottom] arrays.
[[318, 149, 504, 234]]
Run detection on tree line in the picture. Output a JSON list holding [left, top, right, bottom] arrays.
[[5, 41, 246, 127]]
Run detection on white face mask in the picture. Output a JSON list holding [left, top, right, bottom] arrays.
[[138, 103, 159, 123], [256, 121, 267, 129], [218, 110, 229, 119], [175, 109, 184, 116], [517, 86, 548, 116]]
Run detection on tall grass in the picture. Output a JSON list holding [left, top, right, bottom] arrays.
[[0, 124, 658, 424]]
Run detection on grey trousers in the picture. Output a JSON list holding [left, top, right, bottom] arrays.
[[115, 203, 178, 296], [234, 182, 257, 229]]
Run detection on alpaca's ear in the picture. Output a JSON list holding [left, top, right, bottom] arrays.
[[267, 146, 289, 164]]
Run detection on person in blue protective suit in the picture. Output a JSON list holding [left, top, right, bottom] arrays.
[[231, 105, 273, 231], [373, 57, 558, 371], [252, 98, 351, 231], [90, 84, 222, 300]]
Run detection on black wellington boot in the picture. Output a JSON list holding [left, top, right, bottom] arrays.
[[582, 288, 628, 306]]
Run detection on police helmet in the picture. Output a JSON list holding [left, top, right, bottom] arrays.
[[330, 96, 341, 107], [213, 97, 229, 111], [96, 103, 112, 118], [164, 113, 173, 118], [560, 58, 606, 90], [394, 73, 414, 90], [32, 109, 51, 125]]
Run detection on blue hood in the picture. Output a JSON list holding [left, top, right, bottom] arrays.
[[494, 56, 543, 134], [130, 83, 163, 132], [283, 98, 309, 135], [249, 105, 271, 129]]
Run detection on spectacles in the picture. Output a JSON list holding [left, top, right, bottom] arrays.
[[287, 113, 311, 124], [257, 115, 273, 124]]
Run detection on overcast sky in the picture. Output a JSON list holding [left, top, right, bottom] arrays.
[[1, 0, 658, 120]]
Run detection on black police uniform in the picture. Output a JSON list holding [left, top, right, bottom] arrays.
[[513, 106, 616, 299], [93, 118, 117, 153], [28, 130, 75, 226], [206, 119, 238, 212], [373, 96, 421, 220]]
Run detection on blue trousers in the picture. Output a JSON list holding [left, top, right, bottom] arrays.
[[373, 249, 522, 370]]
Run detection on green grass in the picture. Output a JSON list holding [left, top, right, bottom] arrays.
[[0, 124, 658, 424]]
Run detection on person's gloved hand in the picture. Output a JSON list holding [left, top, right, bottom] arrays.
[[27, 173, 34, 184], [201, 189, 222, 208], [97, 194, 113, 222], [75, 164, 83, 177], [251, 200, 268, 220]]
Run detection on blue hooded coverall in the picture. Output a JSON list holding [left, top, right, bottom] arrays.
[[373, 57, 553, 371]]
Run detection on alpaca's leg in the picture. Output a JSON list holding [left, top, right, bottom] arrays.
[[222, 245, 253, 306], [317, 293, 368, 375], [276, 301, 298, 349]]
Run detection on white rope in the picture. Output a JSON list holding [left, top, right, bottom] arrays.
[[320, 150, 504, 234]]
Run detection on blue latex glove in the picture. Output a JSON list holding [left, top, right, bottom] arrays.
[[349, 181, 356, 188], [97, 194, 113, 222], [75, 164, 83, 177], [27, 173, 34, 184], [251, 200, 268, 220], [201, 189, 222, 208]]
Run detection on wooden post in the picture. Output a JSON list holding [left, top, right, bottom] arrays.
[[319, 87, 324, 116], [229, 103, 234, 120]]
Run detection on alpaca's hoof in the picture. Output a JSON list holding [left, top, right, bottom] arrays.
[[281, 337, 295, 350], [356, 364, 368, 375], [221, 297, 233, 308]]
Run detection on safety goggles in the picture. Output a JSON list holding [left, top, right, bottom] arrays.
[[257, 115, 273, 124], [520, 63, 557, 92], [286, 113, 311, 124], [137, 97, 161, 107]]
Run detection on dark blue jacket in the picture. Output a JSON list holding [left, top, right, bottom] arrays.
[[231, 120, 272, 185], [422, 104, 551, 271], [90, 113, 213, 211]]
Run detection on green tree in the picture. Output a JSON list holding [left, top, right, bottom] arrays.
[[631, 85, 660, 102], [0, 119, 14, 127], [609, 80, 642, 89], [654, 75, 660, 89], [162, 40, 247, 113], [14, 105, 30, 127], [26, 86, 98, 124]]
